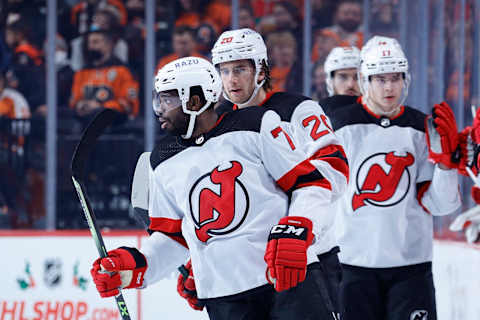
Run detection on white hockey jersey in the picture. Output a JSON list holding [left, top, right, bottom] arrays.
[[330, 98, 460, 268], [143, 101, 348, 299]]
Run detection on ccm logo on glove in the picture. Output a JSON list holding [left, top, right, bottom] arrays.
[[264, 216, 314, 292], [270, 224, 308, 238]]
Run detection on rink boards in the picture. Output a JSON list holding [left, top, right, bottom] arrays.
[[1, 230, 479, 320]]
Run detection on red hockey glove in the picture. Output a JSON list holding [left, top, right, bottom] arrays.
[[264, 216, 314, 292], [177, 260, 204, 311], [471, 107, 480, 144], [90, 247, 147, 298], [457, 126, 480, 176], [425, 102, 460, 169], [472, 186, 480, 204]]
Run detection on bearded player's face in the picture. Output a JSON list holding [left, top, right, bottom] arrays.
[[154, 90, 189, 136]]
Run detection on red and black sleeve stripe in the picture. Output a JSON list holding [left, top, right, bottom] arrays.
[[416, 181, 432, 214], [277, 144, 349, 194], [148, 217, 188, 248]]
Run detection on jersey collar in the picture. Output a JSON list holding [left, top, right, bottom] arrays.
[[232, 91, 277, 110], [358, 96, 405, 120]]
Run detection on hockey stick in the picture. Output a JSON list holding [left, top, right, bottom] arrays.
[[70, 109, 131, 320], [130, 152, 151, 229]]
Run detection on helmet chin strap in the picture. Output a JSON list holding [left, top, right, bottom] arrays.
[[223, 72, 265, 108], [181, 113, 196, 139]]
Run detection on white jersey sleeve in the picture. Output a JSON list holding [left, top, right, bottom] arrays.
[[142, 162, 189, 286], [258, 109, 348, 256], [419, 165, 461, 216], [289, 100, 349, 200], [416, 140, 460, 216]]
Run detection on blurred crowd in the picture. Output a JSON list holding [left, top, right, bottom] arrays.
[[0, 0, 477, 229]]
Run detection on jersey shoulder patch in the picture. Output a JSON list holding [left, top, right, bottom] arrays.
[[265, 92, 310, 121], [331, 103, 427, 133], [150, 134, 188, 170], [208, 107, 268, 138], [215, 99, 235, 115], [329, 103, 366, 130], [398, 106, 427, 132], [318, 95, 359, 116]]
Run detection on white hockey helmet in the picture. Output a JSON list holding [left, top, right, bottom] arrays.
[[359, 36, 410, 108], [324, 46, 361, 96], [153, 56, 222, 139], [211, 28, 268, 107]]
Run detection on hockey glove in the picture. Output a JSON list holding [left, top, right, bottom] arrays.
[[456, 126, 480, 176], [264, 216, 314, 292], [177, 260, 204, 311], [425, 102, 460, 169], [90, 247, 147, 298]]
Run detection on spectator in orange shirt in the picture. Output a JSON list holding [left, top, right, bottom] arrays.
[[70, 0, 127, 38], [238, 4, 256, 30], [156, 25, 206, 71], [174, 0, 204, 29], [204, 0, 231, 33], [311, 62, 328, 101], [71, 8, 128, 71], [70, 29, 139, 126], [312, 0, 363, 62], [0, 70, 31, 119], [266, 30, 302, 94], [4, 19, 46, 114], [196, 23, 217, 60]]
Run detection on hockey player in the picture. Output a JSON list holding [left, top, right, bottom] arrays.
[[90, 57, 349, 320], [450, 107, 480, 243], [177, 28, 348, 316], [324, 46, 361, 97], [330, 36, 461, 320], [317, 46, 361, 116]]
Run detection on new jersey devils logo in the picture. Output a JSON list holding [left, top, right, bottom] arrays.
[[189, 161, 249, 242], [352, 152, 414, 211]]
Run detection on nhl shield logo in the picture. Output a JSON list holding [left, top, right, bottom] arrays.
[[189, 161, 249, 242], [44, 258, 62, 288], [410, 310, 428, 320]]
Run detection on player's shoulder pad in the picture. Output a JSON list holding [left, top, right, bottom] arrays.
[[328, 102, 364, 130], [150, 134, 189, 170], [318, 95, 359, 116], [209, 106, 270, 138], [214, 99, 235, 116], [266, 92, 310, 121], [398, 105, 427, 132], [331, 103, 427, 132]]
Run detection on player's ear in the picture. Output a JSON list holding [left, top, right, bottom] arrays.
[[187, 95, 202, 111], [257, 69, 265, 83]]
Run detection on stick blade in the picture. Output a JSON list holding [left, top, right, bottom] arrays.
[[71, 109, 119, 179]]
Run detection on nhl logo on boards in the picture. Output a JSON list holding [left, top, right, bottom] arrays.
[[189, 160, 249, 242], [410, 310, 428, 320], [44, 258, 62, 288]]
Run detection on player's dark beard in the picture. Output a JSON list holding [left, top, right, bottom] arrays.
[[166, 113, 190, 137], [338, 19, 360, 32]]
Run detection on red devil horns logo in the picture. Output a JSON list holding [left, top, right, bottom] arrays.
[[192, 161, 248, 242], [352, 152, 414, 211]]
